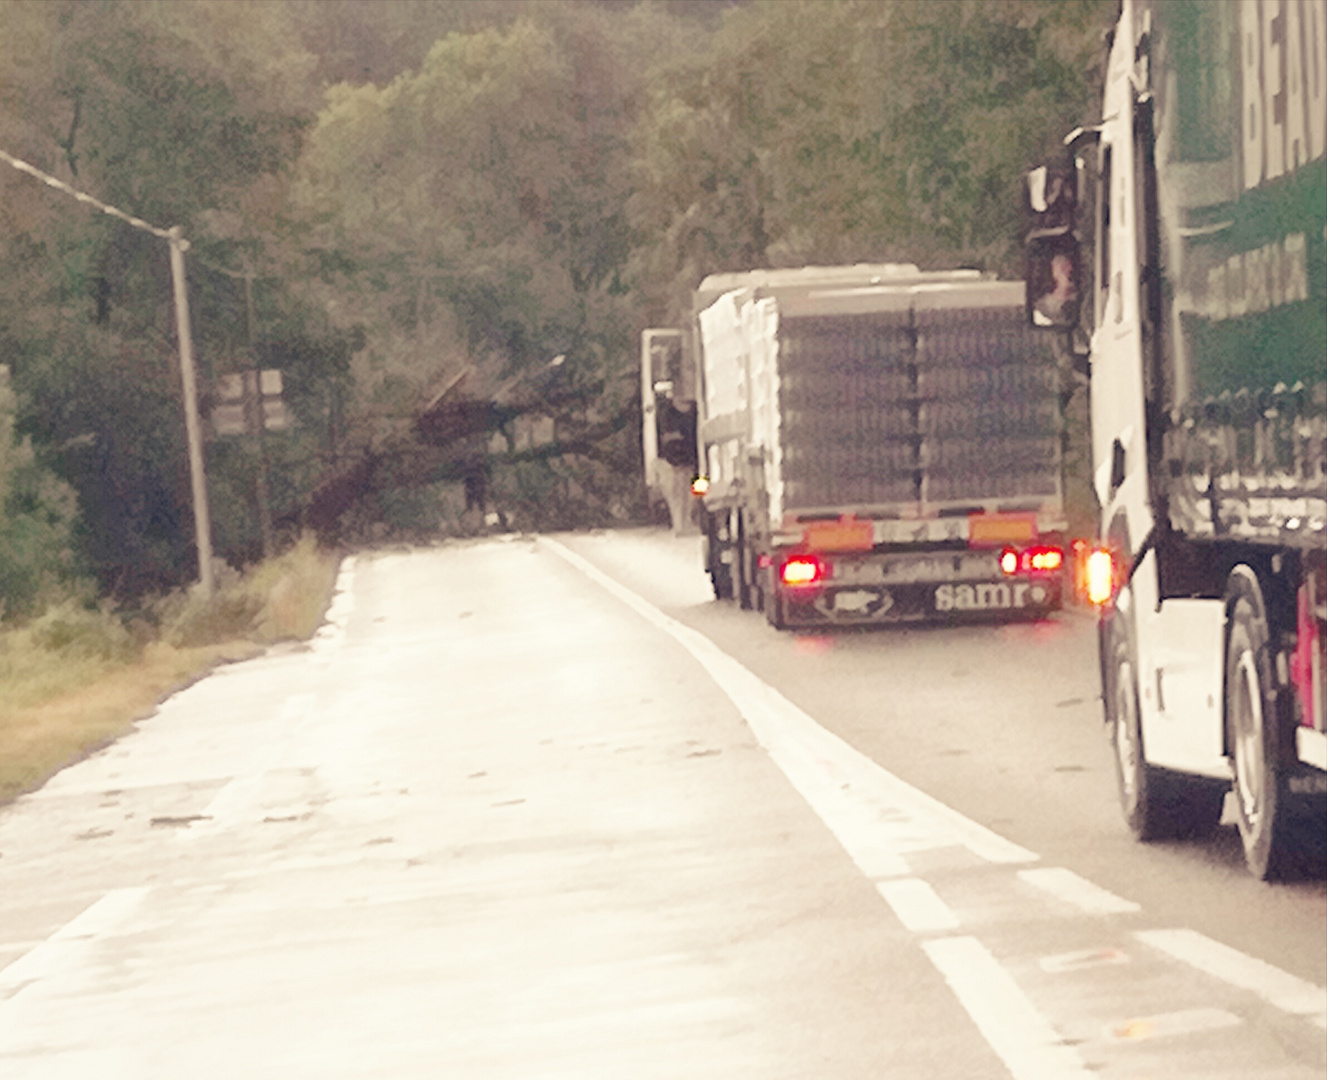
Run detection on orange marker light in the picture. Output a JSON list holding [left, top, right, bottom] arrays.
[[781, 556, 824, 587], [1085, 549, 1114, 605], [690, 475, 710, 496], [1028, 547, 1064, 572]]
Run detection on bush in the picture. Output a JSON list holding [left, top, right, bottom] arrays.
[[29, 601, 139, 662], [0, 366, 91, 620], [156, 534, 338, 647]]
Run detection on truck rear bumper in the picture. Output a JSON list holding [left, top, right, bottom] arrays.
[[780, 575, 1063, 626]]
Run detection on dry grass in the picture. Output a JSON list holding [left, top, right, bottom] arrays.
[[0, 536, 341, 806], [0, 640, 261, 805]]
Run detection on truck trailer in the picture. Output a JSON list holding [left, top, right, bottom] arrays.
[[642, 264, 1070, 628], [1023, 0, 1327, 878]]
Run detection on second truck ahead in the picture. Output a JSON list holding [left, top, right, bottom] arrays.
[[642, 264, 1071, 628]]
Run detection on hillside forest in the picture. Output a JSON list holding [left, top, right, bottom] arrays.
[[0, 0, 1115, 617]]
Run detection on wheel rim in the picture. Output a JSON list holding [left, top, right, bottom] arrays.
[[1231, 649, 1265, 832], [1114, 656, 1140, 811]]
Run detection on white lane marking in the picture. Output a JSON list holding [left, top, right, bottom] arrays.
[[1135, 929, 1327, 1023], [1017, 867, 1141, 915], [541, 536, 1037, 868], [179, 692, 318, 840], [1101, 1007, 1241, 1042], [0, 887, 150, 995], [877, 878, 960, 933], [921, 936, 1094, 1080]]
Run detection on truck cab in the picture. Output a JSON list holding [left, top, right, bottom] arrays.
[[1024, 0, 1327, 878]]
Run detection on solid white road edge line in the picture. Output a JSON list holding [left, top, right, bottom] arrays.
[[1134, 928, 1327, 1024], [1017, 867, 1141, 915], [922, 936, 1095, 1080], [540, 535, 1038, 868], [877, 878, 961, 933], [0, 887, 150, 996]]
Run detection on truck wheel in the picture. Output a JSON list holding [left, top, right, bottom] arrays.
[[763, 574, 786, 629], [710, 564, 733, 601], [1226, 578, 1293, 880], [737, 544, 754, 611], [1107, 611, 1223, 841]]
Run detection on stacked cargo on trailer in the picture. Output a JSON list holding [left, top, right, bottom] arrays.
[[1023, 0, 1327, 878], [676, 264, 1069, 627]]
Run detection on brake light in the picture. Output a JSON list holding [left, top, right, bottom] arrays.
[[690, 475, 709, 496], [999, 545, 1063, 574], [781, 556, 824, 587], [1085, 549, 1114, 606], [1027, 546, 1064, 572]]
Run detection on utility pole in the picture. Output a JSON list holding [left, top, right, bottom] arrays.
[[0, 146, 216, 598], [244, 270, 274, 558], [169, 227, 214, 596]]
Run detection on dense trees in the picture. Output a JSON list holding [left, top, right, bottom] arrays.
[[0, 0, 1114, 612]]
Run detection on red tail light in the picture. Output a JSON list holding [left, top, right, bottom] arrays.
[[999, 545, 1064, 575], [1026, 546, 1063, 572], [781, 556, 825, 587]]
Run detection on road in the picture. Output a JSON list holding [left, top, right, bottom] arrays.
[[0, 528, 1323, 1079]]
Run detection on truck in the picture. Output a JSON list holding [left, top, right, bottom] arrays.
[[1022, 0, 1327, 878], [641, 264, 1071, 628]]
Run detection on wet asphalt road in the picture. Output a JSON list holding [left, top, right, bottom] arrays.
[[558, 528, 1327, 990], [0, 529, 1322, 1078]]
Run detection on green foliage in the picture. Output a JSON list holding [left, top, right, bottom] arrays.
[[1, 0, 1120, 575], [0, 366, 89, 618], [631, 0, 1116, 319], [28, 600, 138, 663]]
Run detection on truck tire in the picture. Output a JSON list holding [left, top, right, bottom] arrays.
[[1226, 573, 1294, 880], [1107, 608, 1224, 842], [764, 573, 786, 629], [710, 564, 734, 601], [736, 529, 754, 611]]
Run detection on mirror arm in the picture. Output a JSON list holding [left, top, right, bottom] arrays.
[[1064, 125, 1103, 154]]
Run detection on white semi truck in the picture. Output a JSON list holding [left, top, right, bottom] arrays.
[[643, 264, 1070, 628], [1024, 0, 1327, 877]]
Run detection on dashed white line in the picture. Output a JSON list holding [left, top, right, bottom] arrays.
[[1135, 928, 1327, 1023], [178, 692, 317, 841], [1017, 867, 1140, 915], [877, 878, 960, 933], [921, 936, 1094, 1080], [544, 537, 1327, 1063], [0, 887, 150, 995]]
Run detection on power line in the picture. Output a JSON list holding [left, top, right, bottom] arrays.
[[0, 145, 181, 245]]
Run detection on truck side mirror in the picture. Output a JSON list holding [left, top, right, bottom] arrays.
[[1025, 236, 1083, 330], [1022, 161, 1083, 331]]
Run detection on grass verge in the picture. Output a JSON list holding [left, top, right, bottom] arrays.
[[0, 535, 342, 806]]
